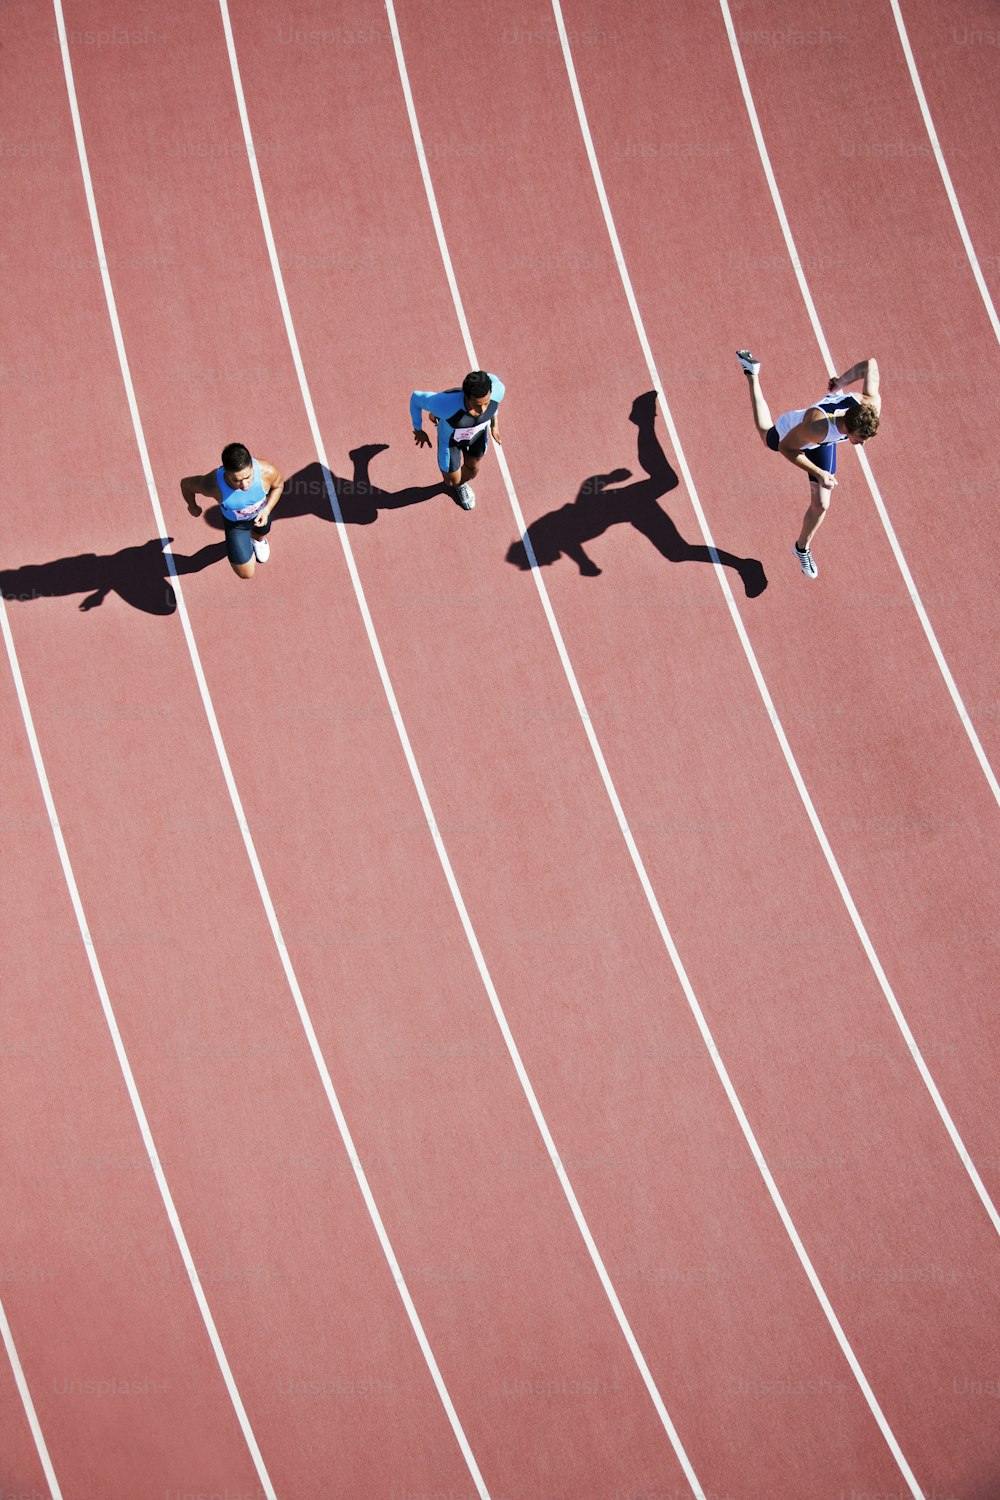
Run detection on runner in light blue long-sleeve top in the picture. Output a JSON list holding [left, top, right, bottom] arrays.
[[409, 370, 505, 511]]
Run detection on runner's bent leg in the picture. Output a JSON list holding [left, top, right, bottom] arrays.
[[797, 478, 830, 551], [442, 452, 480, 495], [224, 518, 257, 579], [744, 370, 774, 442]]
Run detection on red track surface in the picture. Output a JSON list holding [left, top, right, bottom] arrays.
[[2, 2, 998, 1497]]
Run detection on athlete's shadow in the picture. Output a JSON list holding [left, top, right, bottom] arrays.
[[1, 447, 443, 618], [506, 392, 767, 599], [0, 538, 226, 617], [202, 444, 444, 532]]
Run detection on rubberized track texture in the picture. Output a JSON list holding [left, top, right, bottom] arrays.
[[1, 2, 998, 1497]]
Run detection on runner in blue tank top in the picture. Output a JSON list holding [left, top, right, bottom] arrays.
[[410, 370, 505, 511], [181, 443, 285, 580], [736, 351, 881, 579]]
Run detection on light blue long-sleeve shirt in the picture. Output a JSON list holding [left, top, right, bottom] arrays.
[[409, 374, 506, 471]]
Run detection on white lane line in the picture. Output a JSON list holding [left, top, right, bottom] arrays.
[[0, 1282, 61, 1498], [551, 0, 1000, 1245], [389, 0, 918, 1488], [558, 0, 1000, 1475], [890, 0, 1000, 345], [424, 0, 999, 1487], [53, 0, 487, 1493], [2, 589, 273, 1494], [718, 0, 1000, 810], [220, 0, 702, 1490], [46, 7, 278, 1492], [553, 0, 1000, 1221]]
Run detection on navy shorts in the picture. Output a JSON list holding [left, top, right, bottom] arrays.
[[222, 510, 272, 566], [446, 430, 488, 474], [765, 426, 836, 477]]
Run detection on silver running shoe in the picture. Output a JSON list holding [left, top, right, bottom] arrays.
[[793, 543, 818, 579], [454, 482, 476, 510]]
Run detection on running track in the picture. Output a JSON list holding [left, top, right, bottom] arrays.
[[2, 1, 998, 1496]]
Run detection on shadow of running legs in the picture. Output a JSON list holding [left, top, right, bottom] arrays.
[[202, 450, 447, 534], [0, 537, 227, 616]]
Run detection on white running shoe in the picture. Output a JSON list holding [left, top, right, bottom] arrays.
[[251, 533, 270, 563], [736, 348, 761, 375], [793, 542, 818, 579], [454, 482, 476, 510]]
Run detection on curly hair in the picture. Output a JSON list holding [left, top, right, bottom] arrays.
[[844, 401, 880, 440]]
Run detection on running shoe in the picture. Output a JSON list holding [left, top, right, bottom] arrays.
[[793, 542, 818, 579], [736, 349, 761, 375], [252, 534, 270, 563], [454, 482, 476, 510]]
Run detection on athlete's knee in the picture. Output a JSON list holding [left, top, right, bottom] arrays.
[[232, 561, 256, 579], [442, 469, 460, 487], [811, 485, 831, 514]]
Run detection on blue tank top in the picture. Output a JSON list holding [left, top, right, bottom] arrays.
[[216, 458, 268, 520]]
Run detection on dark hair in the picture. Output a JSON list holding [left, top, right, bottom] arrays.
[[221, 442, 252, 472], [844, 402, 880, 440], [462, 370, 492, 400]]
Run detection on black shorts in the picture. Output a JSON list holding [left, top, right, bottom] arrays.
[[446, 430, 488, 473], [222, 510, 272, 566], [766, 426, 837, 477]]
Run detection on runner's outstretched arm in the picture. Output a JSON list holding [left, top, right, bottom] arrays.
[[829, 357, 880, 409]]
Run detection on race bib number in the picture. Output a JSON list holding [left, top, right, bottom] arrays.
[[451, 418, 489, 445], [229, 498, 266, 520]]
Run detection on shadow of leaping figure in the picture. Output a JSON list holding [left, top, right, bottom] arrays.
[[506, 392, 767, 598]]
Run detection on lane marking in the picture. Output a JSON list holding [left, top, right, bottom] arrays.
[[889, 0, 1000, 345], [0, 1278, 61, 1498], [553, 0, 1000, 1248], [718, 0, 1000, 809], [384, 0, 1000, 1489], [218, 0, 704, 1488], [52, 1, 486, 1494], [387, 0, 922, 1489], [2, 584, 274, 1493], [46, 5, 281, 1492], [545, 0, 1000, 1247]]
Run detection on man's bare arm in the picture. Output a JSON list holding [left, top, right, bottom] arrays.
[[255, 461, 285, 526], [829, 357, 880, 411], [180, 472, 219, 518]]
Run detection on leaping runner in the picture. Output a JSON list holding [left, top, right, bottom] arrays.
[[737, 350, 880, 579]]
